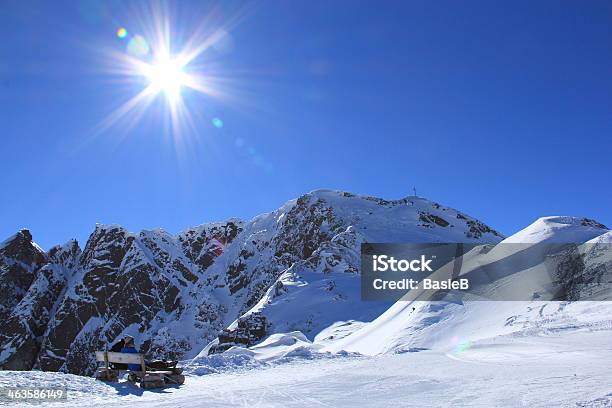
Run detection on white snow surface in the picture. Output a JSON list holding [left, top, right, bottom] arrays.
[[502, 216, 607, 244], [324, 216, 610, 356], [2, 322, 610, 407]]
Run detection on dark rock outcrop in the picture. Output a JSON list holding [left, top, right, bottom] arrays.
[[209, 312, 269, 354], [0, 221, 243, 375]]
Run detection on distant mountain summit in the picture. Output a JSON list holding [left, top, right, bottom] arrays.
[[1, 190, 604, 375]]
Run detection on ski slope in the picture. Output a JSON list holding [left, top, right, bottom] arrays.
[[1, 327, 610, 407]]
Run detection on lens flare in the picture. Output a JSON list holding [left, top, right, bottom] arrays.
[[212, 117, 223, 128], [127, 35, 150, 58], [450, 337, 472, 354], [95, 1, 248, 144]]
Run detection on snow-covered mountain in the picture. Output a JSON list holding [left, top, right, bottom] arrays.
[[0, 190, 505, 375], [324, 215, 611, 356]]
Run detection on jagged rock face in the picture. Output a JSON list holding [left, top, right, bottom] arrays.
[[200, 197, 348, 354], [224, 196, 347, 312], [0, 233, 73, 371], [0, 221, 244, 376], [581, 218, 608, 230], [0, 191, 510, 375], [39, 226, 174, 373], [0, 230, 48, 324], [179, 221, 241, 272], [554, 232, 612, 300], [209, 312, 269, 354], [205, 192, 507, 354], [0, 264, 71, 370], [36, 222, 244, 375]]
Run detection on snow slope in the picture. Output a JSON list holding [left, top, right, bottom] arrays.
[[1, 328, 610, 407], [324, 216, 610, 356]]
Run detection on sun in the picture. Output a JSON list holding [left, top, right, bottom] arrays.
[[96, 3, 242, 139], [142, 55, 188, 103]]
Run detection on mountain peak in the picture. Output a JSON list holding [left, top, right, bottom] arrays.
[[0, 228, 46, 261], [503, 216, 609, 244], [18, 228, 33, 242], [0, 229, 32, 248]]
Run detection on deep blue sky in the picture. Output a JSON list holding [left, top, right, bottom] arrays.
[[1, 0, 610, 249]]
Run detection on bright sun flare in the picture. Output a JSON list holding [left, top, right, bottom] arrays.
[[143, 56, 188, 102], [99, 3, 238, 139]]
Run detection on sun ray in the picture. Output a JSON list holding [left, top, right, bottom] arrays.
[[95, 84, 157, 134], [93, 2, 249, 146]]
